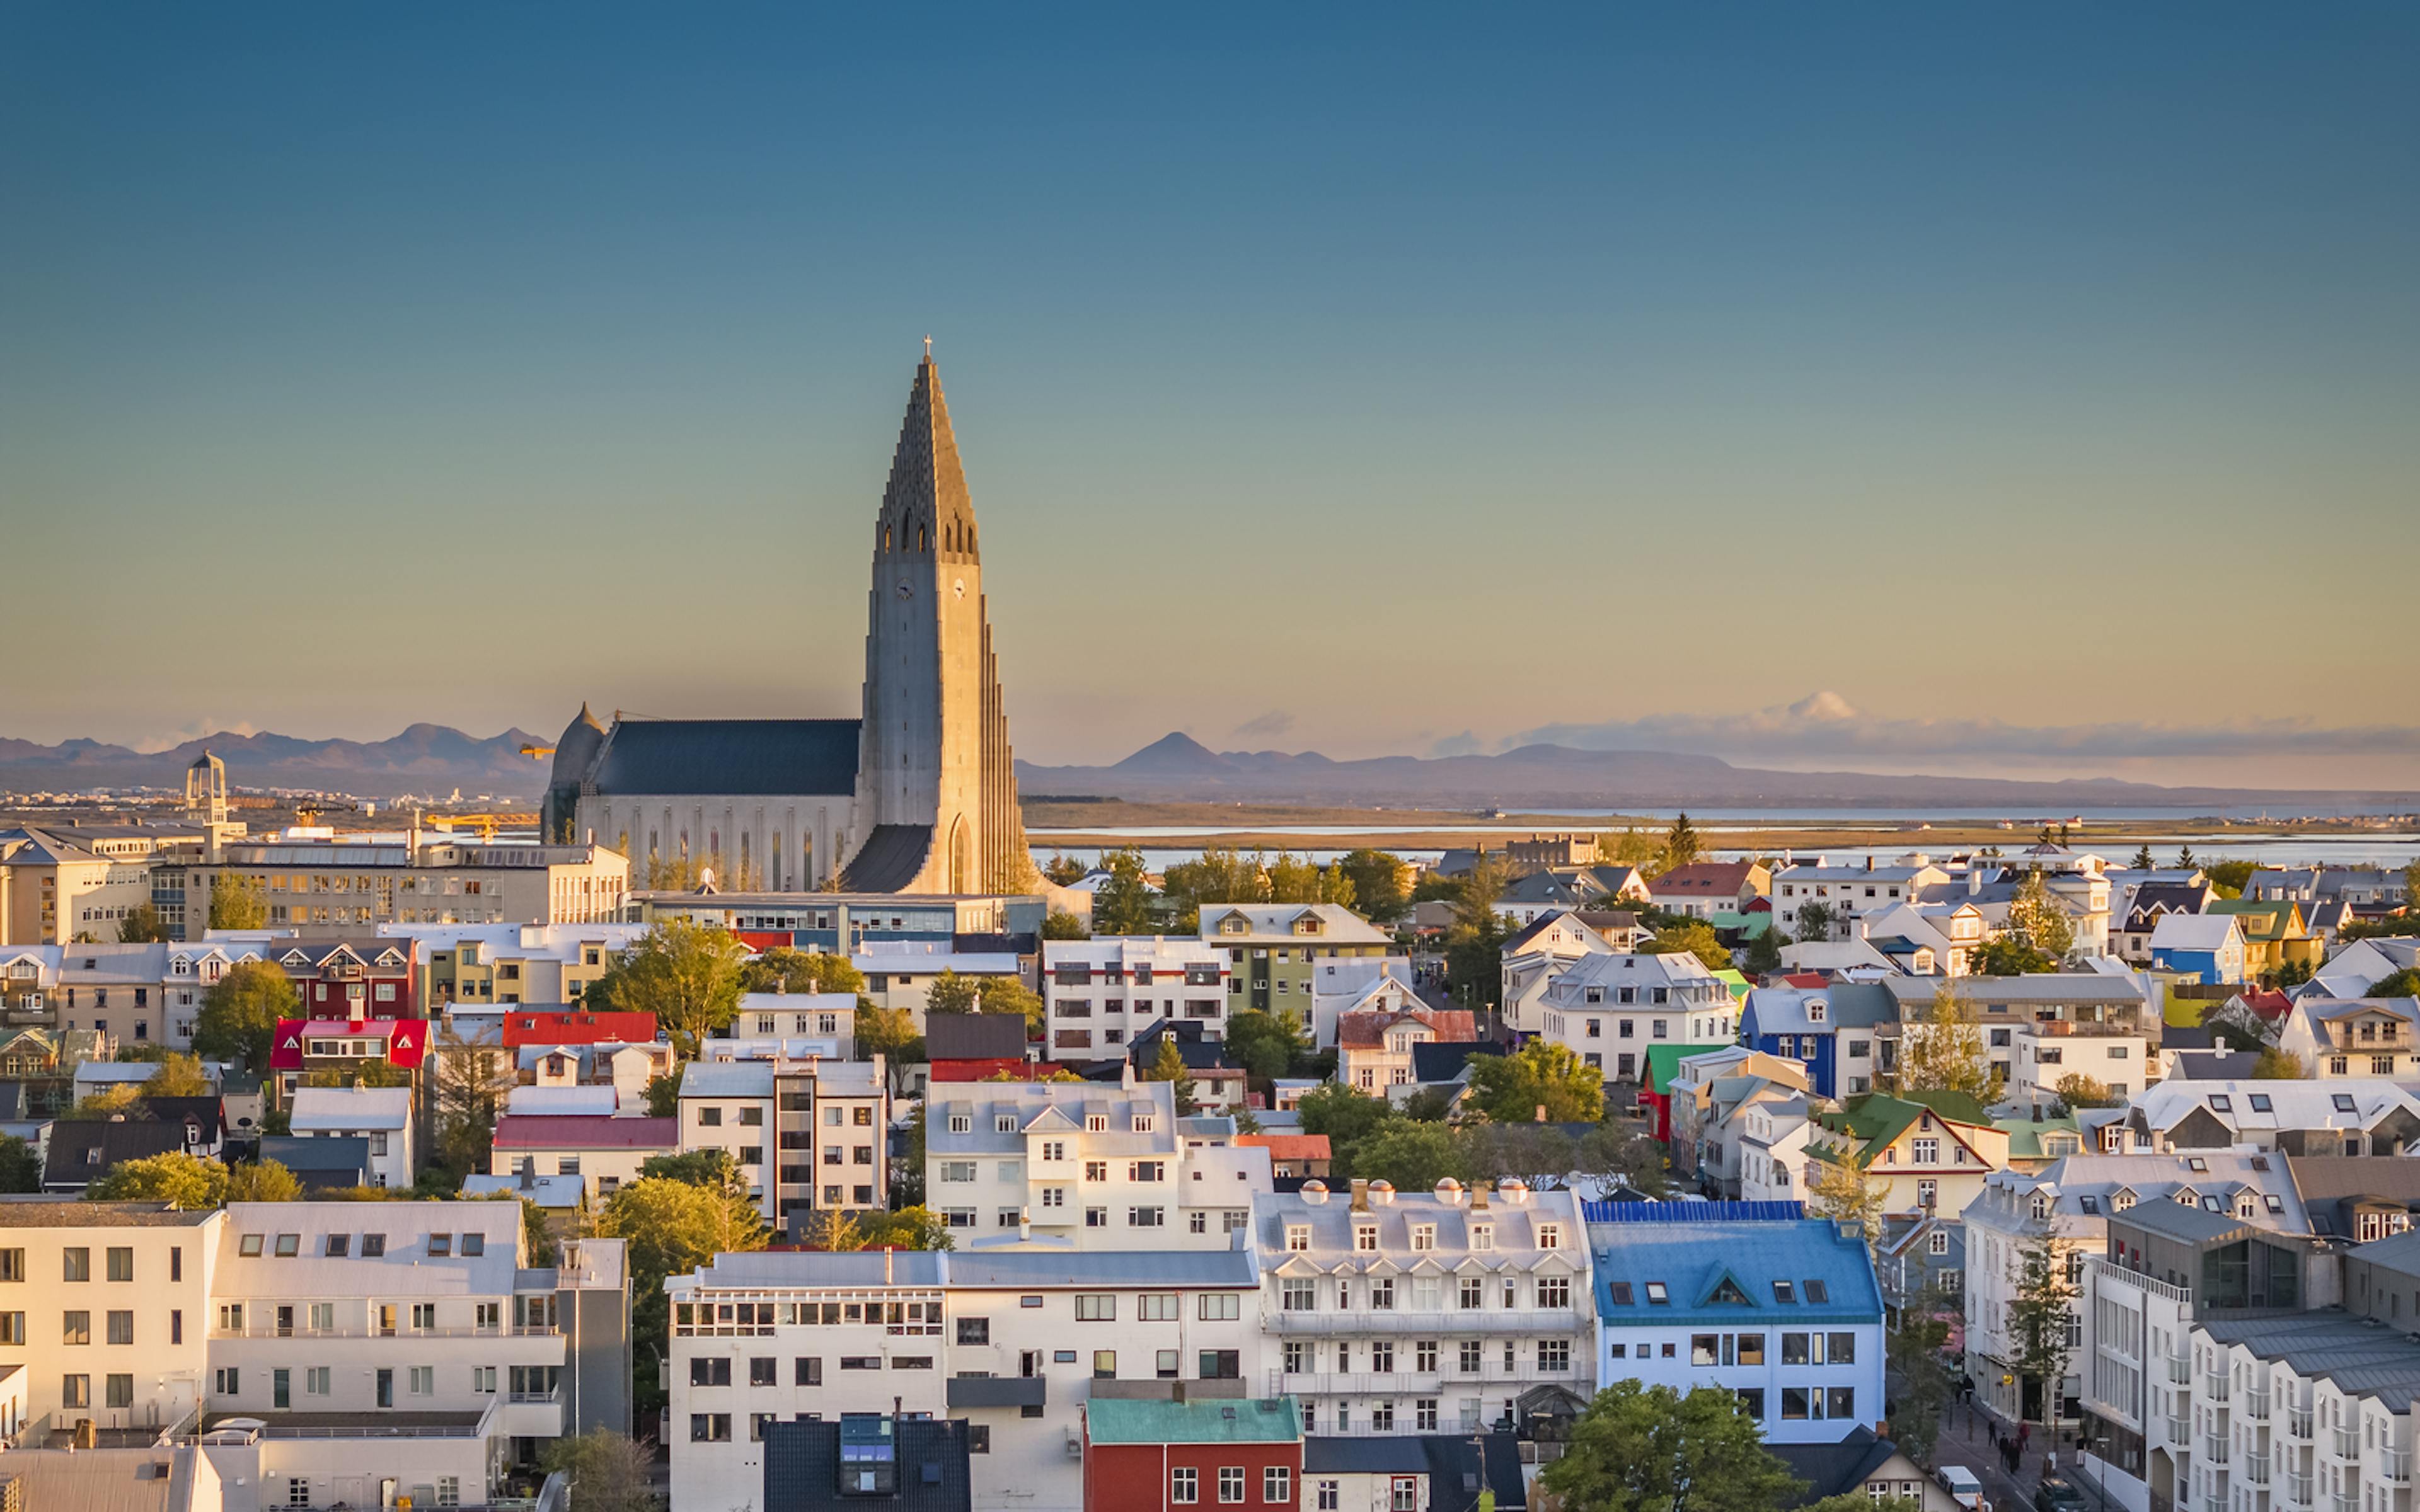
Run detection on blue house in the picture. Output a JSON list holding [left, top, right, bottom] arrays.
[[1738, 983, 1897, 1099], [2148, 914, 2247, 985]]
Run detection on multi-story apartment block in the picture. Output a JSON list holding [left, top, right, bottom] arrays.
[[676, 1055, 889, 1230], [637, 888, 1047, 958], [0, 1196, 221, 1429], [1586, 1207, 1885, 1445], [1536, 951, 1735, 1084], [2276, 998, 2420, 1080], [386, 921, 650, 1007], [1740, 983, 1898, 1099], [1043, 937, 1230, 1062], [184, 835, 626, 941], [2075, 1080, 2420, 1158], [664, 1247, 1265, 1512], [1253, 1179, 1596, 1438], [1772, 859, 1954, 939], [0, 823, 207, 946], [1199, 904, 1395, 1024], [1880, 972, 2153, 1091], [924, 1075, 1269, 1248]]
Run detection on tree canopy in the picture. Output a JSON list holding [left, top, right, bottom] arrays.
[[1642, 920, 1732, 971], [1223, 1009, 1308, 1084], [737, 947, 863, 997], [1039, 909, 1090, 940], [86, 1152, 301, 1207], [1090, 847, 1156, 936], [1540, 1381, 1802, 1512], [1894, 985, 1995, 1101], [595, 1175, 770, 1410], [117, 904, 171, 943], [1335, 849, 1411, 922], [2005, 871, 2076, 960], [588, 919, 750, 1055], [1141, 1036, 1199, 1115], [853, 1002, 923, 1096], [142, 1053, 212, 1097], [539, 1429, 661, 1512], [1463, 1040, 1605, 1125], [207, 873, 269, 931], [1350, 1121, 1467, 1190], [192, 960, 297, 1067]]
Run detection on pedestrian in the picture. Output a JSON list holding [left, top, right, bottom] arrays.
[[2019, 1423, 2032, 1454], [2048, 1452, 2059, 1477]]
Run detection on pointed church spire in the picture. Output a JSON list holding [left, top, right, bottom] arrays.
[[877, 348, 977, 561]]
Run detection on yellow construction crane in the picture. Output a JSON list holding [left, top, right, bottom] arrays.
[[518, 744, 555, 760], [421, 812, 539, 840]]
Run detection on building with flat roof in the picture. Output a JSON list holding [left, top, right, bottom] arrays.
[[1081, 1396, 1303, 1512]]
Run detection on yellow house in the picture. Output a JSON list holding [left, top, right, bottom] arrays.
[[1807, 1090, 2010, 1217], [2209, 898, 2324, 982]]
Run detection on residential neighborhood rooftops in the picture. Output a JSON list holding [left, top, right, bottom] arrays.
[[675, 1247, 1262, 1292], [1587, 1215, 1881, 1325], [289, 1086, 413, 1132], [0, 1197, 219, 1227], [491, 1114, 677, 1150]]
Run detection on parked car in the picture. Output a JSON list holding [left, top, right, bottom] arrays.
[[1939, 1466, 1985, 1510]]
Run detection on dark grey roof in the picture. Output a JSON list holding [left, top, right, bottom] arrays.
[[1303, 1435, 1526, 1512], [838, 823, 931, 891], [923, 1013, 1030, 1062], [1772, 1425, 1902, 1505], [42, 1120, 200, 1189], [1411, 1040, 1504, 1084], [763, 1416, 971, 1511], [2173, 1051, 2264, 1080], [2114, 1198, 2264, 1246], [2162, 1024, 2216, 1051], [1129, 1019, 1237, 1072], [951, 932, 1036, 957], [260, 1135, 372, 1173], [589, 718, 861, 798]]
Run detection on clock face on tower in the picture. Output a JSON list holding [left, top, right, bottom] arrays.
[[896, 581, 913, 599], [952, 578, 966, 600]]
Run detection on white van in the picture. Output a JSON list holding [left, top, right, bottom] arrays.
[[1939, 1465, 1986, 1509]]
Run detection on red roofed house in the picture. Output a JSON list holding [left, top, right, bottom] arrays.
[[266, 939, 417, 1022], [491, 1114, 677, 1201], [1237, 1133, 1331, 1179], [1335, 1007, 1476, 1096], [500, 1009, 660, 1048], [1646, 860, 1773, 920], [269, 1016, 431, 1099]]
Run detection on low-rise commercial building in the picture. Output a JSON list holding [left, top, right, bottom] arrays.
[[1043, 937, 1230, 1062]]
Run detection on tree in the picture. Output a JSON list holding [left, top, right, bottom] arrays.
[[2131, 844, 2157, 869], [72, 1083, 146, 1120], [2274, 958, 2315, 988], [1806, 1498, 1926, 1512], [1807, 1151, 1885, 1251], [596, 1176, 771, 1410], [1740, 925, 1783, 977], [142, 1053, 212, 1098], [1090, 847, 1156, 936], [639, 1148, 754, 1206], [1540, 1381, 1801, 1512], [432, 1024, 518, 1176], [1337, 849, 1411, 922], [2253, 1046, 2308, 1079], [924, 970, 982, 1016], [2204, 859, 2256, 899], [1971, 937, 2055, 975], [493, 1191, 560, 1266], [643, 1072, 681, 1118], [208, 872, 269, 931], [1040, 852, 1090, 886], [2177, 845, 2197, 869], [1461, 1123, 1578, 1192], [1642, 920, 1732, 972], [2368, 968, 2420, 999], [971, 976, 1046, 1038], [1296, 1084, 1397, 1179], [737, 948, 863, 997], [1442, 853, 1512, 1010], [540, 1428, 662, 1512], [589, 919, 749, 1055], [1602, 827, 1661, 874], [117, 904, 171, 943], [1886, 1282, 1958, 1465], [192, 959, 297, 1067], [2007, 1236, 2078, 1426], [1464, 1040, 1606, 1125], [88, 1150, 229, 1207], [853, 1002, 923, 1097], [1223, 1009, 1307, 1084], [226, 1160, 301, 1203], [1352, 1121, 1468, 1190], [858, 1207, 955, 1251], [304, 1059, 413, 1089], [2053, 1074, 2121, 1109], [1577, 1123, 1672, 1199], [1142, 1038, 1199, 1116], [1794, 900, 1835, 941], [0, 1135, 40, 1193], [2005, 871, 2075, 961], [1894, 986, 1995, 1101], [1656, 813, 1704, 874], [1040, 909, 1090, 940]]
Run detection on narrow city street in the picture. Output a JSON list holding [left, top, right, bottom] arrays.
[[1933, 1403, 2071, 1512]]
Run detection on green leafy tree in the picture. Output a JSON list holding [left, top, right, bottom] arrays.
[[1577, 1122, 1673, 1198], [1041, 852, 1090, 886], [88, 1150, 229, 1207], [1352, 1121, 1468, 1190], [1740, 925, 1783, 977], [1807, 1149, 1886, 1251], [1656, 813, 1703, 874], [117, 904, 171, 943], [432, 1024, 517, 1177], [2007, 872, 2076, 960], [0, 1135, 40, 1193], [2366, 968, 2420, 999], [193, 959, 297, 1067], [2204, 859, 2256, 899], [2177, 845, 2197, 869], [142, 1053, 212, 1097], [639, 1148, 754, 1206], [1265, 852, 1355, 908], [539, 1429, 662, 1512], [1296, 1084, 1396, 1179], [1887, 1283, 1958, 1465], [207, 873, 269, 931], [71, 1084, 146, 1120], [596, 1176, 771, 1411], [493, 1191, 559, 1266], [1793, 900, 1835, 940], [1642, 920, 1732, 971], [1442, 853, 1512, 1010], [1040, 909, 1090, 940], [1336, 850, 1412, 922], [1540, 1381, 1802, 1512], [1460, 1123, 1577, 1191], [857, 1206, 955, 1251], [1142, 1037, 1199, 1115], [589, 919, 750, 1055], [853, 1002, 923, 1096], [1894, 985, 1995, 1101], [1602, 827, 1661, 874], [226, 1160, 301, 1203], [1223, 1009, 1307, 1083], [1163, 846, 1270, 908], [1464, 1040, 1606, 1125], [1971, 937, 2055, 975], [1089, 847, 1156, 936], [2253, 1046, 2308, 1079], [971, 975, 1046, 1037], [737, 947, 863, 997], [924, 971, 981, 1015], [2007, 1237, 2079, 1426], [643, 1072, 682, 1118], [2054, 1074, 2121, 1109]]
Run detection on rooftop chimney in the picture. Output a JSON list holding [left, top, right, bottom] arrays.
[[1350, 1178, 1370, 1211]]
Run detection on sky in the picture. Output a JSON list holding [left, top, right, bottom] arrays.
[[4, 4, 2417, 789]]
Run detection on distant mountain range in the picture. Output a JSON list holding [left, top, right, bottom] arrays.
[[4, 724, 2411, 811], [0, 726, 548, 799]]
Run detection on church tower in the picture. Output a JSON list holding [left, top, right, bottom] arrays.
[[839, 350, 1037, 894]]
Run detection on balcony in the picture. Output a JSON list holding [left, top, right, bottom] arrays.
[[2332, 1429, 2361, 1461], [2168, 1418, 2192, 1445], [2243, 1453, 2271, 1486], [2380, 1452, 2411, 1485], [2207, 1373, 2233, 1403], [1268, 1308, 1583, 1336], [2206, 1436, 2233, 1466], [2289, 1412, 2315, 1440], [2284, 1475, 2314, 1508], [1274, 1370, 1446, 1397], [2170, 1356, 2195, 1384], [2245, 1390, 2271, 1422], [2331, 1498, 2358, 1512]]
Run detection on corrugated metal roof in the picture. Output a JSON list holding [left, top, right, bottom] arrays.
[[588, 718, 861, 797], [1086, 1396, 1302, 1445]]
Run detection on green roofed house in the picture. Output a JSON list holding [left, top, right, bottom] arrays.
[[1641, 1042, 1731, 1142], [1806, 1090, 2009, 1218], [1083, 1397, 1303, 1512]]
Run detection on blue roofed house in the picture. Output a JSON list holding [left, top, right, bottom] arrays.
[[1738, 983, 1898, 1099], [1583, 1205, 1886, 1444], [2148, 914, 2249, 985]]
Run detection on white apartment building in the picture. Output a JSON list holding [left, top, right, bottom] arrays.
[[924, 1074, 1270, 1248], [1253, 1179, 1596, 1438], [2011, 1019, 2153, 1106], [1772, 860, 1953, 939], [1497, 911, 1617, 1034], [855, 940, 1026, 1024], [0, 1198, 220, 1430], [1042, 936, 1229, 1062], [676, 1055, 890, 1229], [665, 1247, 1265, 1512], [185, 835, 628, 940], [1586, 1211, 1886, 1445], [1737, 1092, 1818, 1204], [1535, 951, 1735, 1084], [287, 1085, 417, 1189], [731, 990, 856, 1046], [2073, 1080, 2420, 1159]]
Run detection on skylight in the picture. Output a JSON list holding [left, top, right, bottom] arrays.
[[2334, 1094, 2358, 1113], [1804, 1280, 1829, 1303], [2187, 1157, 2208, 1172], [1772, 1280, 1795, 1303], [1644, 1283, 1669, 1305], [1610, 1282, 1635, 1305]]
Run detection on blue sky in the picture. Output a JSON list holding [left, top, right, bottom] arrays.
[[4, 4, 2416, 785]]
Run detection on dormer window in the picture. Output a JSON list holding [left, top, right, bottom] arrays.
[[1286, 1225, 1311, 1252], [948, 1114, 971, 1134], [1132, 1116, 1155, 1133], [996, 1115, 1017, 1133], [2030, 1194, 2049, 1220], [1470, 1223, 1493, 1252], [1411, 1225, 1436, 1252], [1354, 1225, 1378, 1252], [1087, 1115, 1109, 1133], [1807, 1003, 1826, 1023], [2112, 1191, 2136, 1212], [1929, 1230, 1950, 1255], [1221, 916, 1247, 935], [1537, 1223, 1562, 1250]]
